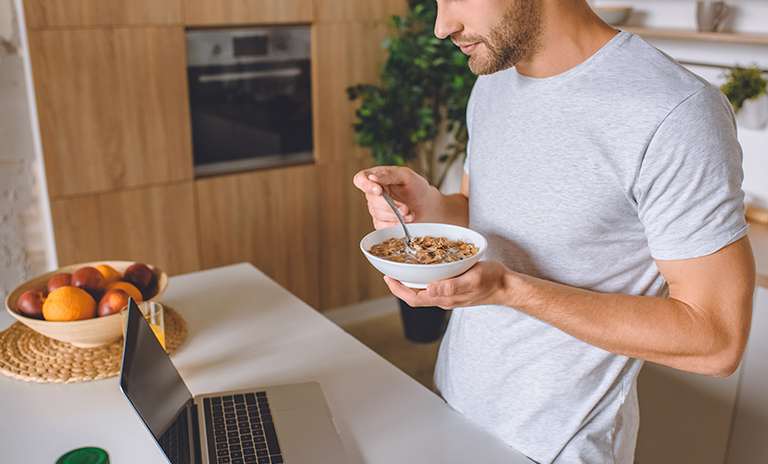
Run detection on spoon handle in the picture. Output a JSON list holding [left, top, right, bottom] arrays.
[[381, 192, 417, 251]]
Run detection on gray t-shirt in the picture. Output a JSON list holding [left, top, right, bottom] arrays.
[[433, 31, 748, 464]]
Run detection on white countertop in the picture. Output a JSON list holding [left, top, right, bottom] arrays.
[[0, 263, 532, 463]]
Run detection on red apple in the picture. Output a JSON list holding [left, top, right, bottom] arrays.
[[98, 288, 130, 317], [17, 290, 46, 319], [47, 273, 72, 294], [72, 266, 107, 300], [124, 263, 157, 299]]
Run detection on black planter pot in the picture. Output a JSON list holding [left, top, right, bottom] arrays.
[[397, 298, 447, 343]]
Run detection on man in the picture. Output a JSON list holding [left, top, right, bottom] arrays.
[[353, 0, 756, 463]]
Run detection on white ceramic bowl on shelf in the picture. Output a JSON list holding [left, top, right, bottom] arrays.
[[360, 223, 487, 289], [5, 260, 168, 348], [593, 6, 633, 26]]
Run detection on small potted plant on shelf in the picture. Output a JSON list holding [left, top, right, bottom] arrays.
[[347, 0, 477, 343], [720, 64, 768, 130]]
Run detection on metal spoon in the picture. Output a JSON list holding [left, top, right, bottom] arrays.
[[381, 192, 418, 255]]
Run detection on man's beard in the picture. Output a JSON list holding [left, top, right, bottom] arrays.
[[452, 1, 543, 75]]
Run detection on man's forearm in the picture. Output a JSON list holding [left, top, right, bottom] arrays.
[[504, 255, 753, 377]]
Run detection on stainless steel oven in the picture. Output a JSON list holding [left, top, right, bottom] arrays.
[[185, 26, 313, 177]]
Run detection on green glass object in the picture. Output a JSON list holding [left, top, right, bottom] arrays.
[[55, 447, 109, 464]]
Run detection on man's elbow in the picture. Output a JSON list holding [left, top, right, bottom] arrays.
[[705, 351, 743, 378], [701, 328, 751, 378]]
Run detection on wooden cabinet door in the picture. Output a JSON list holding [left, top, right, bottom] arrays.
[[317, 160, 390, 310], [315, 0, 406, 22], [22, 0, 182, 29], [195, 166, 320, 309], [28, 26, 193, 198], [50, 182, 200, 276], [184, 0, 312, 26]]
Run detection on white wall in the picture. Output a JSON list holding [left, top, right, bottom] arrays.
[[0, 0, 55, 301], [593, 0, 768, 209]]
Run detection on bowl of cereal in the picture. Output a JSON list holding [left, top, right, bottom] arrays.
[[360, 223, 487, 288]]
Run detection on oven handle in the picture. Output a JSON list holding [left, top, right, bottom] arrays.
[[198, 67, 302, 83]]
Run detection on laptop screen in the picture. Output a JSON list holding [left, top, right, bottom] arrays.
[[120, 299, 193, 449]]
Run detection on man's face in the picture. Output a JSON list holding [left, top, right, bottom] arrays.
[[435, 0, 543, 75]]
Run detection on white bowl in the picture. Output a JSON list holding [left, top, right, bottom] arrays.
[[360, 223, 487, 288], [593, 6, 633, 26], [5, 261, 168, 348]]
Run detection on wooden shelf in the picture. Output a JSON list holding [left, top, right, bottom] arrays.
[[623, 26, 768, 46]]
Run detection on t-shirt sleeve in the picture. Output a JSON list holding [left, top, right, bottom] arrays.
[[635, 84, 748, 260]]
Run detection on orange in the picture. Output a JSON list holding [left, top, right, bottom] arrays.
[[95, 264, 123, 285], [42, 286, 97, 321], [104, 281, 143, 302]]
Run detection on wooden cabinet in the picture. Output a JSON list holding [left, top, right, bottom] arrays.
[[28, 26, 193, 198], [317, 160, 390, 309], [24, 0, 407, 310], [195, 166, 320, 309], [49, 182, 200, 276], [184, 0, 312, 26], [22, 0, 182, 29], [314, 0, 407, 22], [310, 9, 406, 309], [312, 21, 399, 165]]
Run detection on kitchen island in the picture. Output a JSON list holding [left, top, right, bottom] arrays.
[[0, 263, 532, 463]]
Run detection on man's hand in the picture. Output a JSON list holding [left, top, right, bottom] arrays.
[[353, 166, 470, 229], [353, 166, 434, 229], [385, 261, 514, 310]]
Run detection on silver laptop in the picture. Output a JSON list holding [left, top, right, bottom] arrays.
[[119, 298, 349, 464]]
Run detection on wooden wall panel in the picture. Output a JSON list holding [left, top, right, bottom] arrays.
[[195, 165, 320, 309], [314, 0, 406, 22], [312, 21, 393, 165], [22, 0, 182, 29], [50, 182, 200, 276], [29, 27, 193, 198], [184, 0, 312, 26], [318, 160, 390, 309], [311, 5, 408, 309]]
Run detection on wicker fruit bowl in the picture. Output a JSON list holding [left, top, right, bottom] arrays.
[[5, 261, 168, 348]]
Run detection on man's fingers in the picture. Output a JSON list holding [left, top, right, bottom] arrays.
[[353, 170, 385, 196]]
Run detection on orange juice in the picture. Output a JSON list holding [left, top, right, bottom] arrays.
[[150, 322, 165, 349]]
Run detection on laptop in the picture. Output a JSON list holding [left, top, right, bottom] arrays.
[[119, 298, 350, 464]]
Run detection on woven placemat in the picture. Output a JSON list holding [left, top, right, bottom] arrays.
[[0, 305, 187, 383]]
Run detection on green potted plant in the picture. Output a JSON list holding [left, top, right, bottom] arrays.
[[721, 64, 768, 129], [347, 0, 477, 342]]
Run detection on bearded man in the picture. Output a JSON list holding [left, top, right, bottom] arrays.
[[354, 0, 756, 462]]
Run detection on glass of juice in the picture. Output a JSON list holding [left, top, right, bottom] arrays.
[[120, 301, 166, 350]]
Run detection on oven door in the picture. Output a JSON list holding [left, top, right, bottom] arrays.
[[187, 53, 313, 177]]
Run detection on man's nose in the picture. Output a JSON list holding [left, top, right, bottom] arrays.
[[434, 3, 462, 39]]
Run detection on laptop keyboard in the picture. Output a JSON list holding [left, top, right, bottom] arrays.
[[159, 408, 191, 464], [204, 392, 284, 464]]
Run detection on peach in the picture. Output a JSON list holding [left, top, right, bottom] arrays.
[[17, 290, 46, 319], [47, 273, 72, 294], [98, 288, 131, 317], [124, 263, 157, 299], [72, 266, 107, 300]]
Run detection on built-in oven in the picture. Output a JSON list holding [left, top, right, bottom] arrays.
[[185, 26, 313, 177]]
